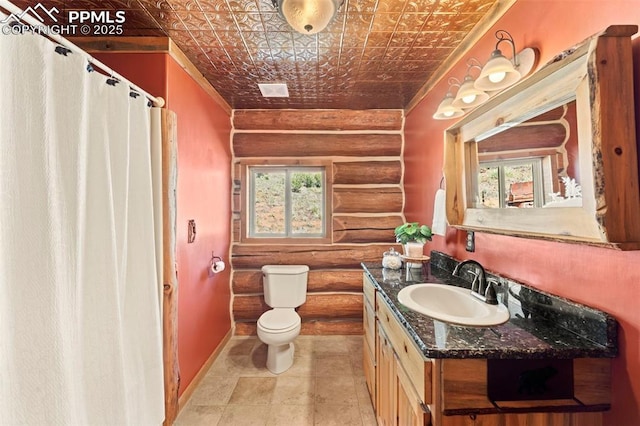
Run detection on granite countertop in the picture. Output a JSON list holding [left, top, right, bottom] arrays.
[[362, 252, 618, 360]]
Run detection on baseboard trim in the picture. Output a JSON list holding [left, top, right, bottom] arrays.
[[177, 329, 233, 413]]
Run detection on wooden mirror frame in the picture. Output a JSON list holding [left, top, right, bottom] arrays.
[[444, 25, 640, 250]]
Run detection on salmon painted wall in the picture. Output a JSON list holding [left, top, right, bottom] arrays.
[[93, 52, 168, 99], [404, 1, 640, 424], [166, 57, 232, 395], [93, 52, 233, 395]]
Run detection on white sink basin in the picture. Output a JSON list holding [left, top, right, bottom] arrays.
[[397, 283, 510, 327]]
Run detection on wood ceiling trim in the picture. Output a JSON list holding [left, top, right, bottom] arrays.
[[69, 36, 171, 52], [71, 36, 232, 116], [405, 0, 518, 114]]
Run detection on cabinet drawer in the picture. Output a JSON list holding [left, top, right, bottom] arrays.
[[377, 296, 432, 404]]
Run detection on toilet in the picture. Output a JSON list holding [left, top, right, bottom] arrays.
[[257, 264, 309, 374]]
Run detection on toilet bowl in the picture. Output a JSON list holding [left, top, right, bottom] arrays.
[[257, 264, 309, 374], [257, 308, 301, 374]]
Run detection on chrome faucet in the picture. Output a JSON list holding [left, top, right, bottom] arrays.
[[452, 260, 498, 305]]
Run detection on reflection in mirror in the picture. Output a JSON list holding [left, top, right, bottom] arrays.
[[473, 100, 582, 209], [444, 25, 640, 249]]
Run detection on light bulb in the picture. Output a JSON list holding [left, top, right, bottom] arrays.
[[462, 94, 477, 104], [444, 110, 454, 117], [489, 71, 506, 83]]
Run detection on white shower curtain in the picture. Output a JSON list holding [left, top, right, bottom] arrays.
[[0, 29, 165, 425]]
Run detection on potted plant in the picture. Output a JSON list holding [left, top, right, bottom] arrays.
[[394, 222, 432, 268]]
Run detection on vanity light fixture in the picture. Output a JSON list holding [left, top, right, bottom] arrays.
[[272, 0, 343, 34], [474, 30, 538, 92], [452, 58, 490, 109], [433, 78, 465, 120]]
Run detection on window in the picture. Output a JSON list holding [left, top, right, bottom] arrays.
[[478, 158, 545, 208], [247, 165, 327, 239]]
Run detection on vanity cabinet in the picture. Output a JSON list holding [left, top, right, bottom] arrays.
[[363, 271, 611, 426], [365, 273, 431, 426]]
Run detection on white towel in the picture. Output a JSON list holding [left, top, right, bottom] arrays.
[[432, 189, 447, 236]]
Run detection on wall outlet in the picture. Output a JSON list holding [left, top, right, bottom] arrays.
[[466, 231, 475, 252]]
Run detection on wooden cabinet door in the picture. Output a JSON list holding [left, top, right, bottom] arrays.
[[363, 335, 376, 407], [363, 273, 377, 407], [396, 353, 430, 426], [376, 322, 397, 426]]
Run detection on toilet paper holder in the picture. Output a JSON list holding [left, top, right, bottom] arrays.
[[209, 252, 226, 274]]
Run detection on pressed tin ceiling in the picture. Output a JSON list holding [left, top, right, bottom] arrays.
[[9, 0, 505, 109]]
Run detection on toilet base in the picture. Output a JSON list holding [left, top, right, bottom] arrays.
[[266, 342, 295, 374]]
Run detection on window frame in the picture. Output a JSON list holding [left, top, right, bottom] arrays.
[[240, 159, 332, 244], [479, 157, 545, 208]]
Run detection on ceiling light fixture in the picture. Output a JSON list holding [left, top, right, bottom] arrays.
[[272, 0, 342, 34], [433, 78, 465, 120], [452, 58, 490, 109], [474, 30, 538, 92]]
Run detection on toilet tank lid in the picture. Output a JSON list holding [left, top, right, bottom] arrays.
[[261, 265, 309, 274]]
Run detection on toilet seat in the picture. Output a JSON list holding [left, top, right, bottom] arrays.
[[258, 309, 300, 333]]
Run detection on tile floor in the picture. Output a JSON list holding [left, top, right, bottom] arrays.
[[175, 335, 376, 426]]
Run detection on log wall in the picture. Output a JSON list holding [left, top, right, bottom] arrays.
[[231, 109, 405, 335]]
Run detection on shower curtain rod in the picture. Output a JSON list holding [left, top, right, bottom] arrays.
[[0, 0, 165, 108]]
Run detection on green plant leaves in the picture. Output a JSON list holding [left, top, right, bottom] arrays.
[[394, 222, 432, 244]]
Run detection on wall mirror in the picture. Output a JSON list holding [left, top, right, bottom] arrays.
[[444, 25, 640, 250]]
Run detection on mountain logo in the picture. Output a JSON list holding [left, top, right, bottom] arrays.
[[0, 3, 60, 24]]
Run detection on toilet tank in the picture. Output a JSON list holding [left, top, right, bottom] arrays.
[[262, 265, 309, 308]]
